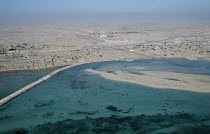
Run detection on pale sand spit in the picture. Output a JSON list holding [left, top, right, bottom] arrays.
[[86, 69, 210, 93]]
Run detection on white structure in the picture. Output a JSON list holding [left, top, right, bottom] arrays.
[[99, 34, 108, 38]]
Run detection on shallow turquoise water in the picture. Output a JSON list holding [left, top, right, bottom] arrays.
[[0, 59, 210, 134], [0, 69, 55, 99]]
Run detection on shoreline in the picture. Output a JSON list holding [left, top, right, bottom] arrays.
[[0, 66, 61, 75], [1, 57, 210, 106], [1, 56, 209, 74]]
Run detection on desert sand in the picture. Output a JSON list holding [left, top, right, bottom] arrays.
[[0, 20, 210, 72]]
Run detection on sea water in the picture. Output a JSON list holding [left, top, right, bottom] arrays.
[[0, 59, 210, 134], [0, 69, 55, 99]]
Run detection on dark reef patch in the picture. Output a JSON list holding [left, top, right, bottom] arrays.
[[123, 105, 135, 113], [34, 100, 55, 108], [0, 115, 13, 121], [42, 112, 54, 118], [68, 110, 98, 115], [4, 128, 29, 134], [69, 80, 89, 89], [106, 105, 122, 112], [77, 101, 88, 106], [2, 113, 210, 134]]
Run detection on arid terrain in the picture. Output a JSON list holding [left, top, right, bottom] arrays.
[[1, 20, 210, 72]]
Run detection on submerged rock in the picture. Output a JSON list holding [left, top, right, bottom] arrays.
[[123, 105, 135, 113], [68, 110, 98, 115], [0, 116, 13, 121], [5, 128, 28, 134], [42, 112, 54, 118], [106, 105, 122, 112], [3, 113, 210, 134], [34, 100, 55, 108]]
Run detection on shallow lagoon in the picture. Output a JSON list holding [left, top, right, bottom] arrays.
[[0, 59, 210, 134], [0, 69, 55, 100]]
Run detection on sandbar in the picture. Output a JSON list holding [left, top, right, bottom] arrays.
[[86, 69, 210, 93]]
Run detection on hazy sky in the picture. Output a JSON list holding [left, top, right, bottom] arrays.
[[0, 0, 210, 22]]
